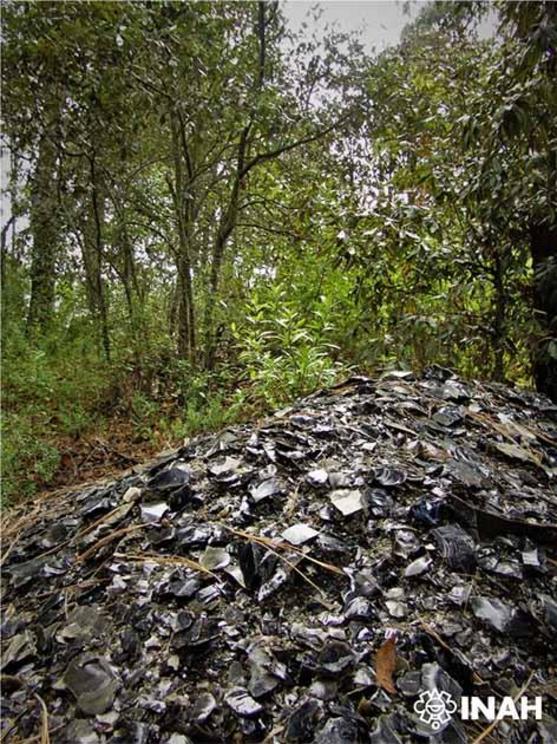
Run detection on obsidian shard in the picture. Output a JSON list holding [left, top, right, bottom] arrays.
[[2, 369, 557, 742]]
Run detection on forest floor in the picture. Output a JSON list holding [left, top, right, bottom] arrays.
[[43, 423, 169, 496], [34, 392, 257, 501]]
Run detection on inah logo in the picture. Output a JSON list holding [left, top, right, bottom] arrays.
[[413, 689, 544, 729], [414, 690, 457, 730]]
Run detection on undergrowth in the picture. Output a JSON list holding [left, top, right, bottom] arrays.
[[1, 313, 350, 505]]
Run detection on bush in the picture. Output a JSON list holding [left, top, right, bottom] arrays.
[[232, 285, 349, 409], [1, 411, 60, 503]]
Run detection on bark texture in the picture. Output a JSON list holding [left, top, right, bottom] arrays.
[[531, 222, 557, 402], [27, 132, 59, 333]]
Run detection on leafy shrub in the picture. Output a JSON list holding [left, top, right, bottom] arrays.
[[232, 285, 349, 409], [1, 412, 60, 503]]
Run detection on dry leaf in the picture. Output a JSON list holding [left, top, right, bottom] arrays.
[[374, 637, 397, 694]]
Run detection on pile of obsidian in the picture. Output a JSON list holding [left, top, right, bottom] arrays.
[[2, 368, 556, 743]]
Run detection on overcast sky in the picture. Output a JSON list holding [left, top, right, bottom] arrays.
[[282, 1, 496, 51], [282, 1, 419, 53]]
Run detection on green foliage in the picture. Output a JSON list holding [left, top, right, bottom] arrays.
[[129, 392, 160, 443], [1, 412, 60, 503], [1, 0, 555, 503], [232, 284, 349, 409], [1, 323, 105, 501]]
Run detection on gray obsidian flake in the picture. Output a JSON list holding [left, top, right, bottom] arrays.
[[62, 654, 118, 715], [224, 686, 263, 717], [281, 523, 319, 545], [329, 489, 364, 515]]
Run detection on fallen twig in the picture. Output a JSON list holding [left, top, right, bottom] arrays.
[[221, 525, 345, 598], [114, 551, 219, 579], [471, 670, 535, 744], [419, 621, 484, 685], [0, 678, 52, 744], [34, 694, 50, 744], [222, 525, 345, 575], [76, 523, 144, 562]]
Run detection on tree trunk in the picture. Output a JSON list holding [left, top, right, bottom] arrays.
[[120, 219, 138, 323], [203, 140, 246, 370], [203, 219, 235, 370], [203, 3, 265, 370], [492, 248, 507, 382], [170, 110, 196, 362], [82, 156, 111, 361], [530, 223, 557, 402], [176, 252, 195, 359], [27, 131, 59, 334], [111, 187, 140, 326], [1, 215, 15, 298]]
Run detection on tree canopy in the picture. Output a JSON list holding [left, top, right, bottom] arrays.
[[2, 0, 556, 502]]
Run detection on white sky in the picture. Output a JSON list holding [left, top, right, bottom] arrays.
[[282, 1, 420, 53], [282, 1, 496, 51]]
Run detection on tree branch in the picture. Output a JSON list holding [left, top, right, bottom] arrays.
[[240, 113, 350, 178]]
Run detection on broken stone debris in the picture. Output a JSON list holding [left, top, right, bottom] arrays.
[[1, 369, 556, 742]]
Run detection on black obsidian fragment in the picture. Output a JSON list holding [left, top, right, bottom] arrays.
[[432, 524, 477, 573], [147, 466, 190, 490], [373, 467, 407, 488], [314, 716, 359, 744], [285, 699, 321, 741], [317, 640, 355, 676]]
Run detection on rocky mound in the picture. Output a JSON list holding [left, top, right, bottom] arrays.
[[2, 369, 557, 743]]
